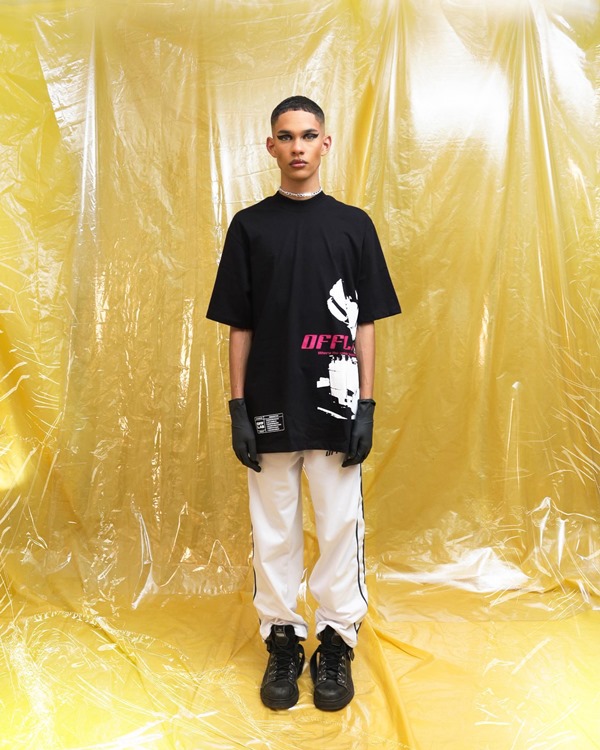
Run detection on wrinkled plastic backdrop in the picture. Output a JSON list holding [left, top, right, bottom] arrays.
[[1, 0, 599, 748]]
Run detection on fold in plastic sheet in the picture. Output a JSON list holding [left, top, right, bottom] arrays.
[[1, 0, 599, 747]]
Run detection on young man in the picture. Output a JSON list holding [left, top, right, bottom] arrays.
[[206, 96, 400, 711]]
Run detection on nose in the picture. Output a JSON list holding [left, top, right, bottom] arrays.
[[291, 138, 304, 155]]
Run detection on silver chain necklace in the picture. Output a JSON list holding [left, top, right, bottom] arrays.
[[278, 186, 323, 199]]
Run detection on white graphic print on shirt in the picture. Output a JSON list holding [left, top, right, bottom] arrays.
[[327, 279, 359, 338], [303, 278, 360, 421]]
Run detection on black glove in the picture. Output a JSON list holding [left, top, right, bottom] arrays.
[[342, 399, 376, 467], [228, 398, 261, 472]]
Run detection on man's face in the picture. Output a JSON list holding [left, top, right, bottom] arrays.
[[266, 110, 331, 190]]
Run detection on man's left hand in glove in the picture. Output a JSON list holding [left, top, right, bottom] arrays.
[[342, 399, 376, 467]]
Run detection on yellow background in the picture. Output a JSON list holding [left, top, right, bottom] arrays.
[[1, 0, 599, 747]]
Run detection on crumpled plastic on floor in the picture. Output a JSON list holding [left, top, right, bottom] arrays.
[[1, 1, 599, 748]]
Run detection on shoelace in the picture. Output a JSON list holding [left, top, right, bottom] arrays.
[[314, 640, 351, 683], [268, 639, 304, 681]]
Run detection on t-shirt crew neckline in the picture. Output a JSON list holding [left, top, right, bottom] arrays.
[[274, 190, 327, 206]]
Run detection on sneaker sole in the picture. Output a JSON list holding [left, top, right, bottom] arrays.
[[260, 687, 300, 710], [313, 689, 354, 711]]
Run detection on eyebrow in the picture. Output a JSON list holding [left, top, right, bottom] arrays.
[[276, 128, 320, 135]]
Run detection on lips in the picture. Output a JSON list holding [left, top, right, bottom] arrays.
[[290, 160, 307, 167]]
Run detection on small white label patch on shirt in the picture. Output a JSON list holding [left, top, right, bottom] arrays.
[[255, 413, 285, 434]]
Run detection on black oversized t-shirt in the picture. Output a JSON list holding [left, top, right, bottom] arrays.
[[206, 191, 401, 453]]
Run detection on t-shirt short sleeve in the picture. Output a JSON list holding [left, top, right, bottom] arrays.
[[206, 216, 253, 329], [357, 215, 401, 323]]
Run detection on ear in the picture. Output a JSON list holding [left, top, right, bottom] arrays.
[[321, 134, 332, 155], [266, 136, 277, 157]]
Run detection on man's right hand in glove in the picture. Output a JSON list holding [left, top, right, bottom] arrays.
[[228, 398, 261, 472]]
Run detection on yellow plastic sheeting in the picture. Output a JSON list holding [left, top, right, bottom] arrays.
[[0, 0, 599, 747]]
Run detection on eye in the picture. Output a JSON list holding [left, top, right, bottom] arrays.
[[277, 134, 292, 141], [305, 133, 318, 140]]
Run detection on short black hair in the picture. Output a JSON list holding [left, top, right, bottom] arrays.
[[270, 96, 325, 127]]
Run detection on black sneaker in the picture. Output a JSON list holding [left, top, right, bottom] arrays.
[[260, 625, 305, 709], [310, 626, 355, 711]]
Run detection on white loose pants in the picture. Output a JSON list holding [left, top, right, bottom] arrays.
[[248, 450, 368, 648]]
